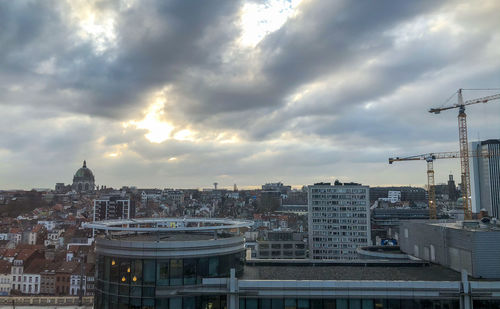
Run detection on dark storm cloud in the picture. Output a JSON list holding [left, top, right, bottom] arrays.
[[1, 0, 243, 118]]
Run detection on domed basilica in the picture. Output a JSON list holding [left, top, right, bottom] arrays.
[[72, 160, 95, 192]]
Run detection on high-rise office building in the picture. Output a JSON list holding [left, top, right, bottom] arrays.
[[470, 139, 500, 218], [93, 194, 134, 221], [308, 182, 370, 260]]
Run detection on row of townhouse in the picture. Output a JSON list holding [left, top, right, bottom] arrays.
[[0, 247, 94, 296]]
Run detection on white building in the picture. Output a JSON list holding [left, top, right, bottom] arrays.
[[308, 182, 370, 260], [0, 261, 11, 296], [21, 272, 40, 294], [70, 273, 86, 296], [387, 191, 401, 203], [11, 260, 23, 292], [37, 220, 56, 231], [470, 139, 500, 218], [45, 228, 65, 248]]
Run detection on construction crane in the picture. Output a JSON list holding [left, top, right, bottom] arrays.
[[429, 89, 500, 219], [389, 150, 490, 219]]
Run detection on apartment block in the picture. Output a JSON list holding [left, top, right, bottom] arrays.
[[308, 182, 370, 260]]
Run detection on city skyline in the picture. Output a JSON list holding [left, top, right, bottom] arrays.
[[1, 0, 500, 190]]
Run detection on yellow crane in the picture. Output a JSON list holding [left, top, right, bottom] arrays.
[[429, 89, 500, 219], [389, 151, 490, 219]]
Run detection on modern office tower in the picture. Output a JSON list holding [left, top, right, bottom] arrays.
[[93, 194, 134, 221], [308, 182, 370, 260], [470, 139, 500, 218]]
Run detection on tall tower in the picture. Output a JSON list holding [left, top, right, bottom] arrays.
[[470, 139, 500, 219], [308, 182, 370, 260], [213, 182, 218, 190]]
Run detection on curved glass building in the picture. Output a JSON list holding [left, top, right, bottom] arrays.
[[88, 218, 251, 309], [86, 218, 500, 309]]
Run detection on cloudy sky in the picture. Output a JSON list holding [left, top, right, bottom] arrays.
[[1, 0, 500, 190]]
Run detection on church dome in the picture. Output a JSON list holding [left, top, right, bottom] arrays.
[[73, 160, 95, 181], [72, 160, 95, 192]]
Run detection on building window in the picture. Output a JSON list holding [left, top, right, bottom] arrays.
[[170, 259, 182, 286], [156, 260, 169, 286]]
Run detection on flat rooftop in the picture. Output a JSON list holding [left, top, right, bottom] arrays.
[[427, 221, 500, 232], [242, 264, 462, 281], [103, 232, 234, 242]]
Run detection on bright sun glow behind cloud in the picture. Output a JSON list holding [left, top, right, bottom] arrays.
[[67, 0, 117, 54], [126, 101, 174, 143], [239, 0, 303, 47]]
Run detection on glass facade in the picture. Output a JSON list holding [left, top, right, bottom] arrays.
[[95, 252, 244, 309], [239, 298, 461, 309]]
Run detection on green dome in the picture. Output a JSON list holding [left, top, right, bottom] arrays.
[[73, 160, 95, 182]]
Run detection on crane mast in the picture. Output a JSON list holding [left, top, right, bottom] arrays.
[[457, 90, 472, 219], [429, 89, 500, 220], [426, 158, 436, 219]]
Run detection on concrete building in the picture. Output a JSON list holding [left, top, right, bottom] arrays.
[[255, 230, 306, 259], [308, 182, 370, 260], [370, 208, 430, 244], [470, 139, 500, 218], [93, 194, 134, 221], [399, 220, 500, 279], [85, 218, 500, 309]]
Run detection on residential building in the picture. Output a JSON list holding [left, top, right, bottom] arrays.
[[9, 249, 43, 293], [40, 263, 58, 295], [163, 189, 185, 206], [308, 182, 370, 260], [0, 260, 11, 296], [140, 189, 163, 202], [55, 261, 79, 295], [8, 228, 22, 245], [94, 194, 134, 221], [37, 221, 56, 231], [22, 259, 43, 294], [470, 139, 500, 218]]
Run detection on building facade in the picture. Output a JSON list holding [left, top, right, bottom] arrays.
[[399, 220, 500, 279], [85, 218, 500, 309], [470, 139, 500, 218], [87, 218, 249, 309], [255, 231, 306, 259], [93, 194, 134, 221], [308, 183, 370, 260]]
